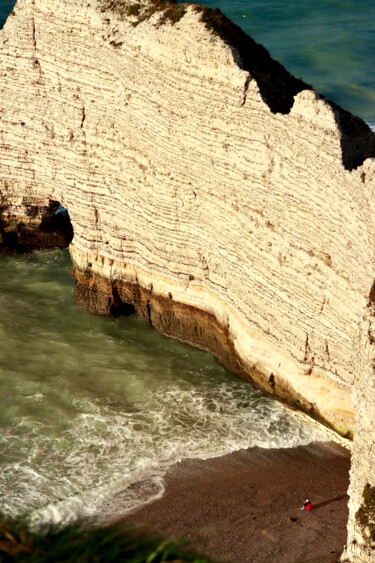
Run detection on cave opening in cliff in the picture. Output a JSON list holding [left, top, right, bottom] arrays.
[[54, 202, 73, 241], [35, 199, 74, 251], [0, 199, 73, 253]]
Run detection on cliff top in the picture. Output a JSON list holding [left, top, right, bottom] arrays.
[[93, 0, 375, 170]]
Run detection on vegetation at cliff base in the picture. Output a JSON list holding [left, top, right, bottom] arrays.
[[0, 519, 216, 563], [355, 483, 375, 542]]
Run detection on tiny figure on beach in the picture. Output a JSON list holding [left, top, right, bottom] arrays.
[[301, 499, 313, 511]]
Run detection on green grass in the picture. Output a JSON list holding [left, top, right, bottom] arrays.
[[0, 519, 217, 563]]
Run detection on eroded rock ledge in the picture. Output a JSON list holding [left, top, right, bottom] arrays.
[[0, 199, 72, 252], [72, 246, 353, 436], [1, 0, 375, 559]]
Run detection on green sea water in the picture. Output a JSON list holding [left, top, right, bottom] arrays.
[[0, 251, 327, 528]]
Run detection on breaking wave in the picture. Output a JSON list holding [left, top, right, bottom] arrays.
[[0, 250, 328, 531]]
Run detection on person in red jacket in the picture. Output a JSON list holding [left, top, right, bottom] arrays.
[[301, 499, 313, 511]]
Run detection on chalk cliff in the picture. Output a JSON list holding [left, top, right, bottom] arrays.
[[1, 0, 375, 558]]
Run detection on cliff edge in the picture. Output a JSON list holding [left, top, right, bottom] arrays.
[[1, 0, 375, 559]]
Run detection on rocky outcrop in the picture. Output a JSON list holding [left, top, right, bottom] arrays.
[[0, 199, 72, 252], [1, 0, 375, 559]]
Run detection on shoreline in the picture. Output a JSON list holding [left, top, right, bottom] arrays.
[[121, 441, 350, 563]]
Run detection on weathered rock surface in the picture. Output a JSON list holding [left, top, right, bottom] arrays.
[[0, 199, 73, 252], [1, 0, 375, 559]]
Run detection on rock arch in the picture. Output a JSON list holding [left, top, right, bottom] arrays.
[[0, 197, 72, 253], [1, 1, 375, 559]]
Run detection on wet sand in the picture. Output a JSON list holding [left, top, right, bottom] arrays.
[[122, 441, 350, 563]]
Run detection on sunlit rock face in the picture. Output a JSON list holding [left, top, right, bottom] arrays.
[[1, 1, 375, 558]]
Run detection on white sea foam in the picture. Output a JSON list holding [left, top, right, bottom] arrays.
[[1, 378, 330, 530], [28, 466, 167, 532], [25, 392, 45, 401], [24, 383, 329, 531], [0, 250, 330, 532]]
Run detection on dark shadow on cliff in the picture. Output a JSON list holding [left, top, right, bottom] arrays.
[[191, 4, 310, 114], [0, 200, 73, 253], [73, 271, 136, 317], [105, 0, 309, 113], [328, 100, 375, 170], [104, 0, 375, 170], [190, 3, 375, 170]]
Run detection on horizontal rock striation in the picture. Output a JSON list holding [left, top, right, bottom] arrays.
[[1, 0, 375, 559]]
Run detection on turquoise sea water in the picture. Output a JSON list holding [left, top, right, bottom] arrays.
[[0, 0, 369, 530], [191, 0, 375, 123], [0, 1, 15, 28]]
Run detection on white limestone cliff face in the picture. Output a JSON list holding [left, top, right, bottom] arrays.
[[1, 0, 375, 558]]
